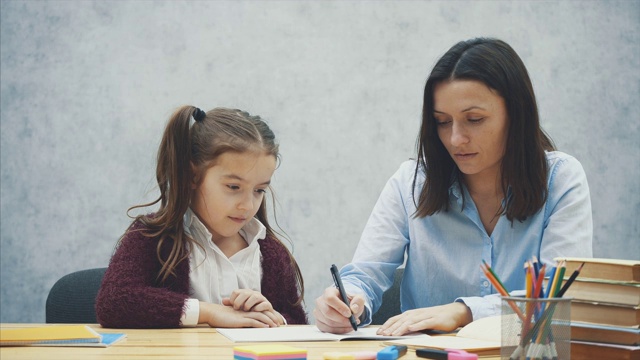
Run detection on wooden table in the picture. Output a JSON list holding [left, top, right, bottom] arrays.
[[1, 324, 501, 360]]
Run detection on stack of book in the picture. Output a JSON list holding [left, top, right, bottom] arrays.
[[556, 257, 640, 360]]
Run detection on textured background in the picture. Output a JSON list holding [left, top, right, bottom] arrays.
[[1, 1, 638, 323]]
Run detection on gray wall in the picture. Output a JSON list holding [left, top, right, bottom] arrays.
[[1, 1, 638, 323]]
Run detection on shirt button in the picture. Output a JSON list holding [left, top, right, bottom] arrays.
[[483, 281, 489, 287]]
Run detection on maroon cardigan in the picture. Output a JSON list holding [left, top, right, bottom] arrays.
[[96, 219, 307, 328]]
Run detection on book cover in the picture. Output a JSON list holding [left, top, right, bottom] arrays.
[[571, 300, 640, 328], [571, 322, 640, 346], [383, 315, 502, 356], [556, 257, 640, 283], [33, 333, 127, 348], [571, 340, 640, 360], [560, 278, 640, 306], [0, 325, 101, 346]]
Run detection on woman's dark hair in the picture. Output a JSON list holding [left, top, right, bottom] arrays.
[[125, 106, 304, 306], [414, 38, 555, 221]]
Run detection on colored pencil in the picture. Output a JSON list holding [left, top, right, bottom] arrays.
[[525, 262, 533, 298], [482, 260, 508, 293], [556, 262, 584, 298], [543, 266, 556, 300], [480, 263, 525, 321], [551, 261, 566, 297]]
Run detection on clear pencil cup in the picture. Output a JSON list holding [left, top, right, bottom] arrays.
[[500, 296, 571, 360]]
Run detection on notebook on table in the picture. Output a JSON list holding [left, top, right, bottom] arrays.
[[0, 325, 126, 347]]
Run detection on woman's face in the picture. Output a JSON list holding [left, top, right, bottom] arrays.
[[433, 79, 509, 184], [190, 151, 276, 243]]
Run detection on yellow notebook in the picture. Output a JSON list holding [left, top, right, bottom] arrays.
[[0, 325, 102, 346]]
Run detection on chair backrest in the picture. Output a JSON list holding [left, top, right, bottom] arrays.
[[371, 267, 404, 325], [46, 267, 107, 323]]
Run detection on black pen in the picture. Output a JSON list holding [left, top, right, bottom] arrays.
[[416, 349, 448, 360], [330, 264, 358, 331], [416, 348, 478, 360]]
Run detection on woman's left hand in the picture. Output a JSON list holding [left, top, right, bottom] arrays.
[[376, 302, 472, 336]]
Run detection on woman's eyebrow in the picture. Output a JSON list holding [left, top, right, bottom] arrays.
[[434, 106, 487, 114], [461, 105, 487, 112]]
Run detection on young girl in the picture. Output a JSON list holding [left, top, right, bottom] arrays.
[[96, 106, 307, 328]]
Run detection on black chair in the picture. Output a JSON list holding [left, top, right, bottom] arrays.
[[371, 267, 404, 325], [46, 267, 107, 323]]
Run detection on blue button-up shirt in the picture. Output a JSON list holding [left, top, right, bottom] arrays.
[[341, 151, 593, 325]]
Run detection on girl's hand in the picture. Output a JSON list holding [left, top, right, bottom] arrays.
[[222, 289, 284, 326], [376, 302, 472, 336], [313, 286, 364, 334], [222, 289, 273, 312], [199, 302, 280, 328]]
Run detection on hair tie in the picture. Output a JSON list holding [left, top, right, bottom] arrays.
[[192, 107, 206, 122]]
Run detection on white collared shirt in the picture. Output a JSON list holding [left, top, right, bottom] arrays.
[[180, 208, 265, 326]]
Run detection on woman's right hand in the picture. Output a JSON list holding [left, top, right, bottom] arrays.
[[313, 286, 364, 334], [198, 302, 280, 328]]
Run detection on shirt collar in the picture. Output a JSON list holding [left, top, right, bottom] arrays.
[[184, 208, 267, 246], [448, 173, 464, 206], [447, 177, 513, 207]]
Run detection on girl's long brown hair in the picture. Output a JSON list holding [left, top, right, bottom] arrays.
[[124, 106, 304, 306], [415, 38, 555, 222]]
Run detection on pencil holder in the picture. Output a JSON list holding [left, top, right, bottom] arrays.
[[500, 296, 571, 360]]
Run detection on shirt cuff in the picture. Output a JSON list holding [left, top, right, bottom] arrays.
[[456, 290, 525, 322], [359, 303, 372, 327], [180, 298, 200, 327]]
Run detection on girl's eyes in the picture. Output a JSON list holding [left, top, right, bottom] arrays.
[[468, 117, 485, 123], [226, 185, 267, 194]]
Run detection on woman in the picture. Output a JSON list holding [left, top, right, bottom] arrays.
[[314, 38, 592, 335]]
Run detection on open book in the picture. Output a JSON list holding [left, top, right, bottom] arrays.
[[0, 325, 126, 348], [216, 325, 425, 342], [383, 315, 503, 355]]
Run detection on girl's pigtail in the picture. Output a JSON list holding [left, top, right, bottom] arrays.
[[156, 106, 196, 228], [151, 105, 204, 282]]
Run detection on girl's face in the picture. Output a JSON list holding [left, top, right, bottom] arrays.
[[191, 151, 276, 243], [433, 79, 509, 185]]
